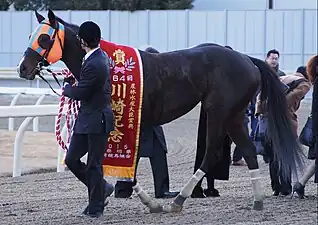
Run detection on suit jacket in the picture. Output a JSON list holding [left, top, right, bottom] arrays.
[[139, 125, 168, 157], [63, 48, 114, 134]]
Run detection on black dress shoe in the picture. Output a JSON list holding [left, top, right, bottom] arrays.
[[86, 211, 102, 218], [83, 182, 114, 215], [155, 191, 179, 199], [191, 186, 206, 198], [292, 182, 305, 199], [280, 190, 292, 196], [104, 182, 115, 198], [114, 181, 133, 198], [203, 188, 220, 197], [272, 190, 280, 196]]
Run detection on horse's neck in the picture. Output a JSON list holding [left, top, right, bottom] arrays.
[[62, 58, 82, 80]]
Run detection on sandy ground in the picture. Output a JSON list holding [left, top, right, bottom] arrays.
[[0, 131, 58, 175], [0, 94, 317, 225]]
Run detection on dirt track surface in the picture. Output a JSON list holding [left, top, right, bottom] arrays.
[[0, 94, 317, 225], [0, 131, 58, 175]]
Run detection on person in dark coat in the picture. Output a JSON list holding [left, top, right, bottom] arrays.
[[191, 105, 231, 198], [114, 46, 179, 199], [292, 55, 318, 198], [62, 21, 115, 218]]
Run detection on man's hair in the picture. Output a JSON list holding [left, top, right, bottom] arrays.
[[266, 49, 280, 58], [78, 21, 101, 49], [296, 66, 308, 79], [224, 45, 233, 50]]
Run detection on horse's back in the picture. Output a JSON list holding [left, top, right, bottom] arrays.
[[139, 44, 259, 125]]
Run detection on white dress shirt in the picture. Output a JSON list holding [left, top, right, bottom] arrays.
[[84, 47, 100, 62]]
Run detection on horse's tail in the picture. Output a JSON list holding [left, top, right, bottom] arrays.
[[249, 56, 305, 182]]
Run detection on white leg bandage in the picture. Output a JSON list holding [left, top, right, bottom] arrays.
[[180, 169, 206, 198], [132, 183, 151, 205], [249, 169, 264, 201], [299, 161, 316, 186], [133, 182, 161, 211]]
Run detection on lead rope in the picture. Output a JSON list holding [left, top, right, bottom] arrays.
[[51, 69, 80, 155]]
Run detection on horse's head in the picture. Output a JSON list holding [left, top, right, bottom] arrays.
[[17, 9, 84, 80]]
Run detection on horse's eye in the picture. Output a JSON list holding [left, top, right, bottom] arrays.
[[38, 34, 53, 49]]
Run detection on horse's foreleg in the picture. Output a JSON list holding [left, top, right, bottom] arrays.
[[132, 181, 163, 213], [162, 169, 206, 212], [130, 152, 163, 213], [228, 112, 264, 210]]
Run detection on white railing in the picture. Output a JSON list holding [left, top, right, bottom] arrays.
[[0, 104, 69, 177], [0, 67, 64, 76], [0, 87, 61, 132], [0, 67, 64, 88]]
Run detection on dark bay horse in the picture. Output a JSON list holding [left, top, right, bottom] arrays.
[[17, 9, 304, 213]]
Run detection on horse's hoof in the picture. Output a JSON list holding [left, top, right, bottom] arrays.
[[252, 201, 263, 210], [149, 205, 163, 213], [148, 201, 163, 213], [162, 202, 183, 213]]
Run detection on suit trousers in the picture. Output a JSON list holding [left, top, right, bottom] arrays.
[[64, 133, 108, 213], [115, 134, 170, 197], [150, 134, 170, 197]]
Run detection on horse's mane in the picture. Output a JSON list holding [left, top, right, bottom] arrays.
[[306, 54, 318, 83], [56, 17, 79, 33]]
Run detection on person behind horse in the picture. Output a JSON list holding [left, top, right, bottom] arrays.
[[293, 55, 318, 198], [114, 46, 179, 199], [265, 49, 286, 77], [258, 49, 286, 165], [62, 21, 115, 218], [255, 65, 311, 196], [191, 104, 232, 198]]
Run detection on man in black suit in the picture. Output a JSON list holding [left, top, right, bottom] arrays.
[[62, 21, 114, 218], [114, 46, 179, 199]]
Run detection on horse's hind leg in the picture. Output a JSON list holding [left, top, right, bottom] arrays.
[[162, 108, 226, 213], [227, 111, 264, 210]]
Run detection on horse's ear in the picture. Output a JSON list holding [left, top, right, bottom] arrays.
[[35, 10, 45, 23], [48, 9, 56, 26]]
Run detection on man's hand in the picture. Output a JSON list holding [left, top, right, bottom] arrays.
[[63, 76, 76, 87]]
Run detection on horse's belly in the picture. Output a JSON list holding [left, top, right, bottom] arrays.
[[152, 84, 201, 125]]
